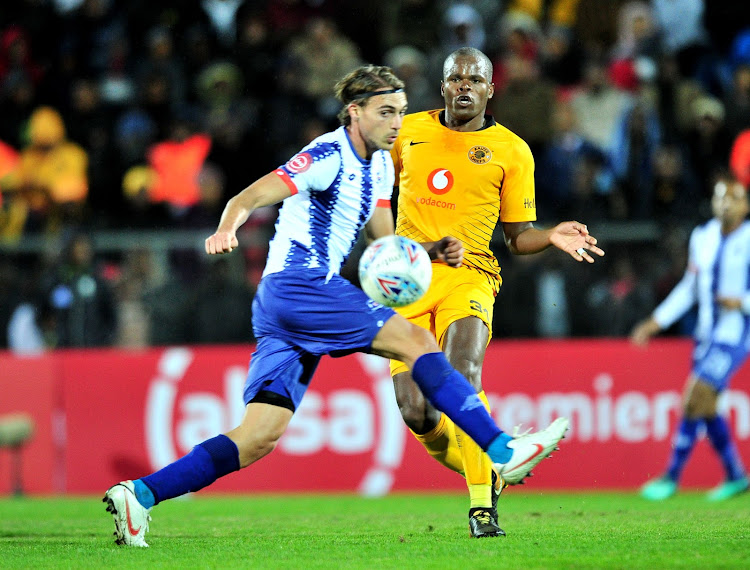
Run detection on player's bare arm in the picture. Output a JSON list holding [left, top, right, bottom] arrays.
[[363, 205, 396, 243], [205, 172, 292, 255], [502, 221, 605, 262], [421, 236, 464, 267]]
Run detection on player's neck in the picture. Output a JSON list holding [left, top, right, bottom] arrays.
[[442, 110, 486, 132], [720, 218, 744, 235], [346, 124, 373, 160]]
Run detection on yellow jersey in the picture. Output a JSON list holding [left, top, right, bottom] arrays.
[[391, 110, 536, 289]]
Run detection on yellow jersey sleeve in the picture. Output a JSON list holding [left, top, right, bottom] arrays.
[[392, 110, 536, 285]]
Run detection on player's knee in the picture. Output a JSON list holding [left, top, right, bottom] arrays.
[[398, 402, 426, 432]]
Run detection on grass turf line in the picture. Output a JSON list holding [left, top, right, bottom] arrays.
[[0, 492, 748, 569]]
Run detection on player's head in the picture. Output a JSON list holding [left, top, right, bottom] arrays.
[[712, 170, 749, 227], [441, 47, 494, 122], [335, 65, 407, 152]]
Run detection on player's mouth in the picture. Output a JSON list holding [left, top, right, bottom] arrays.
[[456, 95, 474, 107], [387, 134, 398, 143]]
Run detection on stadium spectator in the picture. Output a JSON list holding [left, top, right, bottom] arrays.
[[41, 231, 117, 348], [633, 171, 750, 501], [196, 61, 267, 194], [650, 144, 701, 224], [146, 118, 212, 215], [489, 53, 556, 156], [611, 1, 659, 61], [609, 100, 661, 219], [389, 47, 602, 539], [103, 64, 570, 548], [383, 45, 441, 113], [0, 74, 37, 149], [585, 251, 654, 336], [651, 0, 709, 80], [570, 57, 633, 154], [119, 165, 169, 230], [729, 127, 750, 187], [535, 99, 619, 223], [684, 96, 733, 205], [0, 25, 44, 87], [2, 106, 88, 237], [134, 27, 187, 110], [722, 63, 750, 140], [285, 17, 362, 119], [65, 78, 120, 223], [187, 256, 254, 344]]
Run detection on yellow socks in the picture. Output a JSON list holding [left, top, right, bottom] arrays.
[[457, 390, 493, 508], [411, 391, 495, 509], [411, 413, 464, 475]]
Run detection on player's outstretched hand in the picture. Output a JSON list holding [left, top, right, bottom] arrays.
[[435, 236, 464, 267], [550, 221, 605, 263], [205, 231, 239, 254]]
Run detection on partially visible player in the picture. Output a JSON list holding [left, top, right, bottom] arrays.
[[633, 172, 750, 501], [390, 47, 604, 538], [102, 64, 570, 547]]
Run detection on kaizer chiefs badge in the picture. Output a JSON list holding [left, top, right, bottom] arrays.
[[468, 145, 492, 164]]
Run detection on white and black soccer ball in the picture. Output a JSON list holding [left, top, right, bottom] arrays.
[[358, 235, 432, 308]]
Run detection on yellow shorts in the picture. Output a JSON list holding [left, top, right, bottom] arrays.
[[390, 263, 498, 376]]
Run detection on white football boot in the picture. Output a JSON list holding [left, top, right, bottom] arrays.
[[103, 480, 152, 547], [492, 417, 569, 485]]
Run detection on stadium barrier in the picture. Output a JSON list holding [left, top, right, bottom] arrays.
[[1, 339, 748, 495]]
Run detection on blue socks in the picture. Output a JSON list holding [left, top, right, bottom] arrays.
[[411, 352, 504, 451], [666, 418, 700, 482], [705, 416, 746, 481], [487, 433, 514, 464], [136, 434, 240, 507], [133, 479, 155, 509]]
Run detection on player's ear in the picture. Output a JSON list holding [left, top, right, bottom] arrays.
[[440, 82, 445, 96], [488, 82, 495, 99], [348, 102, 360, 121]]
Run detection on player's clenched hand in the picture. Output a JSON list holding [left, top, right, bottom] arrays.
[[630, 317, 660, 347], [205, 231, 239, 254], [550, 221, 605, 263], [436, 236, 464, 267], [717, 297, 743, 311]]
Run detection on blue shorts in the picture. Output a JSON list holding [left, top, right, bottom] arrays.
[[692, 341, 749, 392], [244, 270, 396, 410]]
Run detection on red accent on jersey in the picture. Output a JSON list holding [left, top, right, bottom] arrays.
[[274, 169, 298, 195]]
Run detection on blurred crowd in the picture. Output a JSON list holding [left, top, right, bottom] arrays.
[[1, 0, 750, 351]]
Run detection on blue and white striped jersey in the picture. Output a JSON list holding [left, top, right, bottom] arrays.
[[263, 126, 394, 279], [654, 218, 750, 348]]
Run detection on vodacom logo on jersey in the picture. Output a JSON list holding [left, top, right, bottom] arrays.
[[426, 168, 454, 195], [144, 348, 407, 496]]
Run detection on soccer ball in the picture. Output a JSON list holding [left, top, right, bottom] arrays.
[[358, 235, 432, 307]]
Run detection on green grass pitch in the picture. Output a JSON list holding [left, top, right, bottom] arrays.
[[0, 491, 748, 569]]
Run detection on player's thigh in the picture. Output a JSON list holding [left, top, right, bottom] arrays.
[[372, 313, 438, 366], [683, 375, 719, 418], [433, 265, 495, 348], [389, 293, 437, 377], [442, 316, 490, 388]]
